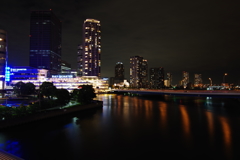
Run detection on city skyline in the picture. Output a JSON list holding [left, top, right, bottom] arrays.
[[0, 0, 239, 84]]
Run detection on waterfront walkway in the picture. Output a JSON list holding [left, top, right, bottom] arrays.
[[114, 89, 240, 98]]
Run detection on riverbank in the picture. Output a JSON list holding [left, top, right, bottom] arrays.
[[0, 101, 103, 129]]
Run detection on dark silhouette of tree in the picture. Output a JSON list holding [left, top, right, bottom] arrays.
[[13, 81, 26, 96], [39, 82, 56, 100], [25, 82, 36, 95], [55, 89, 70, 106], [71, 85, 96, 104], [13, 82, 36, 96]]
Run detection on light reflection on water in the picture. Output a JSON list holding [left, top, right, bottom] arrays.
[[0, 94, 240, 159]]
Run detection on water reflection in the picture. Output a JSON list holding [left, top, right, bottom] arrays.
[[219, 116, 232, 159], [158, 101, 167, 129], [179, 105, 191, 140], [0, 94, 239, 159]]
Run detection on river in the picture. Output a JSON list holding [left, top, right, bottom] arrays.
[[0, 94, 240, 160]]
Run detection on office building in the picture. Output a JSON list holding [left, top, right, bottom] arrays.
[[194, 74, 203, 87], [130, 56, 148, 88], [77, 44, 83, 76], [115, 62, 124, 81], [182, 71, 189, 88], [166, 72, 172, 87], [149, 67, 164, 89], [60, 60, 71, 74], [0, 29, 7, 89], [29, 10, 62, 75], [81, 19, 101, 77]]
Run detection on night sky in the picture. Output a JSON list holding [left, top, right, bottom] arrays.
[[0, 0, 240, 84]]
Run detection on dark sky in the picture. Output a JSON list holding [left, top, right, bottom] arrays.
[[0, 0, 240, 84]]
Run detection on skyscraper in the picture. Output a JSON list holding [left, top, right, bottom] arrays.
[[0, 29, 7, 89], [182, 71, 189, 88], [29, 10, 62, 75], [81, 19, 101, 77], [149, 67, 164, 89], [194, 74, 202, 87], [166, 72, 172, 87], [115, 62, 124, 80], [77, 44, 83, 76], [130, 56, 148, 88]]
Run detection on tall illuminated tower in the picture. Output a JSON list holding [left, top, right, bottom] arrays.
[[29, 10, 62, 75], [115, 62, 124, 80], [182, 71, 189, 88], [149, 67, 164, 89], [0, 29, 7, 89], [82, 19, 101, 77], [130, 56, 148, 88]]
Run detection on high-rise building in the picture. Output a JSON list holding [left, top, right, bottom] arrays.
[[0, 29, 7, 89], [77, 44, 83, 76], [130, 56, 148, 88], [182, 71, 189, 88], [194, 74, 202, 87], [29, 10, 62, 75], [81, 19, 101, 77], [115, 62, 124, 80], [166, 72, 172, 87], [149, 67, 164, 89]]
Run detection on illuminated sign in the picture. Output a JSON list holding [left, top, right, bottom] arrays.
[[5, 67, 10, 82], [52, 75, 73, 78], [10, 68, 27, 72]]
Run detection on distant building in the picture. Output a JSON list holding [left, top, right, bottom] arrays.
[[77, 45, 83, 76], [166, 72, 172, 87], [9, 66, 48, 82], [115, 62, 124, 81], [29, 10, 62, 75], [0, 29, 7, 89], [194, 74, 203, 87], [130, 56, 148, 88], [81, 19, 101, 77], [182, 71, 189, 88], [149, 67, 164, 89], [60, 60, 71, 74]]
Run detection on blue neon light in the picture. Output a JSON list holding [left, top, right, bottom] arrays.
[[5, 67, 10, 82]]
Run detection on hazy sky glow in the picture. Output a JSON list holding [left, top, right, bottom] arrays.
[[0, 0, 240, 84]]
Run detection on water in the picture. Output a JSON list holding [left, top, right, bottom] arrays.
[[0, 94, 240, 160]]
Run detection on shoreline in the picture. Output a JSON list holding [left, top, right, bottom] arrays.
[[0, 101, 103, 130]]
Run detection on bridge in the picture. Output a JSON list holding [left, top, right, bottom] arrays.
[[113, 89, 240, 98]]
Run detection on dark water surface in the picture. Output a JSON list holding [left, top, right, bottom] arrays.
[[1, 94, 240, 160]]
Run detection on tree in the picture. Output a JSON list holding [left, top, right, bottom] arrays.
[[71, 85, 96, 104], [13, 81, 26, 96], [39, 82, 56, 100], [25, 82, 36, 95], [55, 89, 70, 106], [13, 82, 36, 97]]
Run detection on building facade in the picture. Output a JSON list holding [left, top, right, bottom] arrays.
[[182, 71, 189, 88], [77, 44, 83, 76], [194, 74, 203, 87], [149, 67, 164, 89], [115, 62, 124, 81], [166, 72, 172, 87], [130, 56, 148, 88], [81, 19, 101, 77], [29, 10, 62, 75], [0, 29, 7, 89]]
